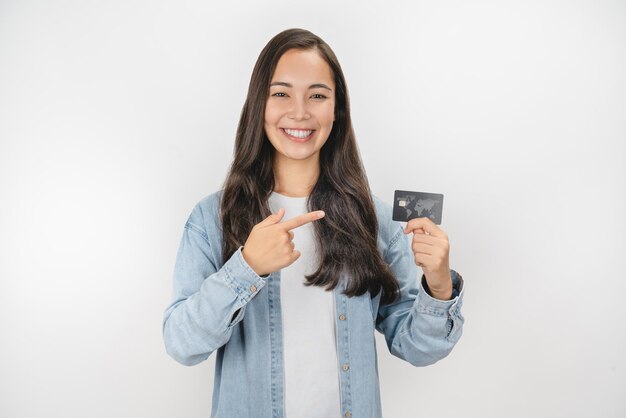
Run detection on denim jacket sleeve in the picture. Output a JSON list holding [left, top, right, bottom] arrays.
[[376, 223, 465, 367], [162, 201, 268, 366]]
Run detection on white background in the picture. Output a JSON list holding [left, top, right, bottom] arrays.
[[1, 0, 625, 417]]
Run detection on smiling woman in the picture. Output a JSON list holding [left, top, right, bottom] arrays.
[[264, 48, 336, 195], [264, 49, 336, 167], [162, 27, 465, 418]]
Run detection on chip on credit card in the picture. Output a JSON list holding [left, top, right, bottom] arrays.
[[392, 190, 444, 224]]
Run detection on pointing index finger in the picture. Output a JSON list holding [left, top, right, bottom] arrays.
[[280, 210, 325, 231]]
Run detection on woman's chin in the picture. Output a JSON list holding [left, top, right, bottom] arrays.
[[277, 147, 320, 162]]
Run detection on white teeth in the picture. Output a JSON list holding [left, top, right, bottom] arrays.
[[284, 128, 313, 138]]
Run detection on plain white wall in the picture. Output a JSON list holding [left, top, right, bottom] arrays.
[[1, 0, 624, 417]]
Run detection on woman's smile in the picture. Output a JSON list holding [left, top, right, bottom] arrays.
[[281, 128, 316, 142]]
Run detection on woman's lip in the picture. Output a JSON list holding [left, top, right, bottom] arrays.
[[281, 128, 315, 143]]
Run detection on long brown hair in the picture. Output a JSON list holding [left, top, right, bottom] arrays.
[[220, 28, 400, 304]]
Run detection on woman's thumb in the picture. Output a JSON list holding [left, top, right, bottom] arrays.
[[272, 207, 285, 221], [259, 207, 284, 226]]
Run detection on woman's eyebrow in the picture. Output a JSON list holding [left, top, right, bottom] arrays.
[[270, 81, 333, 91]]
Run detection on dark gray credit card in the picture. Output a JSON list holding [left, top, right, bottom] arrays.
[[392, 190, 444, 224]]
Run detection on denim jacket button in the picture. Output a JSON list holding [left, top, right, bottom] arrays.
[[345, 412, 351, 418], [339, 314, 346, 321], [250, 285, 257, 292], [342, 363, 349, 371]]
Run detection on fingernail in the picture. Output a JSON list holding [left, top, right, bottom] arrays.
[[318, 211, 325, 218]]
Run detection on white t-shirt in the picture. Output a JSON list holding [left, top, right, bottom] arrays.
[[268, 191, 341, 418]]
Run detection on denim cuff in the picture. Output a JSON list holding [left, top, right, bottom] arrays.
[[417, 269, 464, 317], [221, 245, 268, 304]]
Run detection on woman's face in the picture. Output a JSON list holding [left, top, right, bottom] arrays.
[[264, 48, 336, 164]]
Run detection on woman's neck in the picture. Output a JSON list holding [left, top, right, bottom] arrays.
[[272, 154, 320, 198]]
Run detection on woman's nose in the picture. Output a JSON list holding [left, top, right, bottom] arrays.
[[288, 97, 310, 120]]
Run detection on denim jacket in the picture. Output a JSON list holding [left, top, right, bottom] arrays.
[[162, 190, 465, 418]]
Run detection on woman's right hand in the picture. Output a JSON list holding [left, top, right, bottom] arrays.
[[241, 207, 325, 277]]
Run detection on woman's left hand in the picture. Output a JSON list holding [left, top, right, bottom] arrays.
[[403, 217, 452, 299]]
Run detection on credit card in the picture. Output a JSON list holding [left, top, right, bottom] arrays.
[[392, 190, 444, 224]]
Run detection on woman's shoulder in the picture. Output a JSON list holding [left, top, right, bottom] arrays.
[[371, 193, 392, 217], [195, 189, 223, 212], [371, 193, 403, 246], [184, 189, 224, 235]]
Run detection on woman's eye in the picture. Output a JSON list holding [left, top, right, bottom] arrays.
[[311, 94, 327, 99], [272, 92, 287, 97]]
